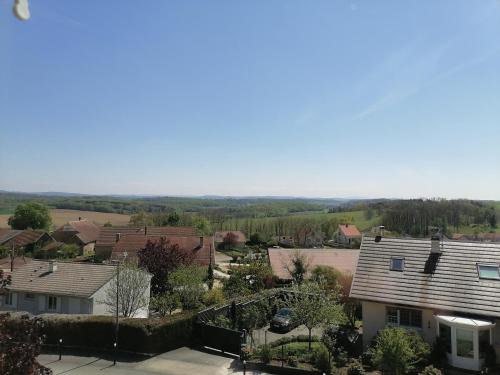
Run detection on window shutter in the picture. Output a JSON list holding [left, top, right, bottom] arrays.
[[38, 295, 45, 312]]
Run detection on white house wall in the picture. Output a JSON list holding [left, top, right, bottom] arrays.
[[0, 292, 91, 315]]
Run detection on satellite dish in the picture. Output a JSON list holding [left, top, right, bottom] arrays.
[[13, 0, 30, 21]]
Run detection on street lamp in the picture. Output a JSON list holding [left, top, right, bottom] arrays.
[[58, 338, 62, 360]]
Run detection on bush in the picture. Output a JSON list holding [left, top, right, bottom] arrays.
[[314, 345, 331, 374], [203, 288, 226, 306], [347, 358, 365, 375], [270, 334, 319, 348], [287, 355, 298, 367], [37, 311, 197, 354], [210, 315, 232, 329], [370, 328, 430, 375], [419, 365, 443, 375], [260, 344, 272, 364]]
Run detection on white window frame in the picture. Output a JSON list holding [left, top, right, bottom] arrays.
[[390, 257, 405, 271], [47, 295, 58, 311], [4, 292, 13, 306], [386, 306, 422, 329], [477, 264, 500, 280]]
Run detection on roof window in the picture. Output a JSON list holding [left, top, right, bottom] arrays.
[[478, 264, 500, 280], [390, 257, 404, 271]]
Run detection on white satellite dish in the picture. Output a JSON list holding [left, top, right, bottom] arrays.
[[13, 0, 30, 21]]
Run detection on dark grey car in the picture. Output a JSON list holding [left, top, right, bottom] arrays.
[[270, 308, 297, 332]]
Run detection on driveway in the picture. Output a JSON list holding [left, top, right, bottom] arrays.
[[251, 324, 324, 347], [38, 347, 271, 375]]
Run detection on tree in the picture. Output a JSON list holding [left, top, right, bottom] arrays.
[[286, 250, 310, 285], [203, 288, 226, 306], [8, 203, 52, 231], [370, 327, 430, 375], [248, 233, 263, 246], [0, 313, 53, 375], [291, 282, 344, 350], [337, 273, 360, 328], [169, 265, 206, 310], [237, 300, 270, 346], [167, 211, 180, 226], [488, 210, 497, 229], [206, 263, 214, 290], [101, 263, 151, 317], [57, 244, 80, 259], [223, 261, 273, 298], [138, 238, 195, 295], [150, 293, 179, 316], [103, 221, 113, 227], [192, 216, 212, 235], [311, 265, 342, 292], [223, 232, 239, 249]]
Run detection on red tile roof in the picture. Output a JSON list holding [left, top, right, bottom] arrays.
[[339, 224, 361, 238], [268, 248, 360, 280], [52, 219, 101, 245], [111, 234, 214, 266], [96, 226, 198, 246], [0, 230, 52, 248]]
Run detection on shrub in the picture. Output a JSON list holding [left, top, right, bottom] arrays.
[[370, 328, 430, 375], [419, 365, 443, 375], [37, 311, 196, 354], [287, 355, 298, 367], [203, 288, 226, 306], [210, 315, 232, 329], [314, 345, 331, 374], [270, 334, 319, 348], [346, 358, 365, 375], [260, 344, 272, 364]]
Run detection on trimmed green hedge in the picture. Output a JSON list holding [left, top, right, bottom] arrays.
[[39, 311, 197, 354]]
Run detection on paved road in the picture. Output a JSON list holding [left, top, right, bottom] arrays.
[[38, 347, 271, 375]]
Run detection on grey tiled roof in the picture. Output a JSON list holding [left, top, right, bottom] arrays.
[[8, 261, 116, 298], [350, 236, 500, 318]]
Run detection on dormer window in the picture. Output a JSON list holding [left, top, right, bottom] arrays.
[[477, 264, 500, 280], [390, 257, 405, 271]]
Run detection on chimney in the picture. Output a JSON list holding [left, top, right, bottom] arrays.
[[48, 261, 57, 273], [431, 235, 442, 254], [116, 233, 121, 243], [144, 226, 147, 236], [199, 236, 204, 248], [379, 225, 385, 236], [78, 217, 81, 221]]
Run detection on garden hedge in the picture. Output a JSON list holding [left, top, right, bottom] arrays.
[[5, 311, 197, 354]]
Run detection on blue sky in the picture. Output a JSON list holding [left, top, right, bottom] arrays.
[[1, 0, 500, 199]]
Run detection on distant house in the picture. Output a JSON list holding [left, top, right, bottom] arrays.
[[268, 248, 360, 280], [336, 224, 361, 246], [52, 219, 101, 256], [94, 226, 199, 259], [0, 229, 54, 253], [351, 236, 500, 371], [111, 234, 215, 266], [214, 231, 247, 245], [0, 260, 151, 317]]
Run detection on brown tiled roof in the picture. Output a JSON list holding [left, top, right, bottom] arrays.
[[111, 234, 214, 266], [214, 231, 247, 243], [268, 248, 360, 280], [0, 256, 32, 271], [8, 260, 116, 298], [96, 226, 198, 246], [0, 230, 52, 248], [339, 224, 361, 238], [0, 229, 21, 245], [66, 220, 100, 244]]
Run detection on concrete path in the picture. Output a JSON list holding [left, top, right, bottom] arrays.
[[38, 347, 270, 375]]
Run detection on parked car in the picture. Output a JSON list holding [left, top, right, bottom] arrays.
[[270, 308, 298, 332]]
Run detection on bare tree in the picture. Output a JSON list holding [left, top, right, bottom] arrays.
[[285, 250, 310, 285], [102, 263, 151, 318]]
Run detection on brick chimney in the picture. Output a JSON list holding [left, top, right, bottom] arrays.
[[115, 233, 121, 243], [199, 236, 204, 248], [144, 226, 147, 236]]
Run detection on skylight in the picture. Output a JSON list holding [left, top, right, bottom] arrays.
[[477, 264, 500, 280], [390, 257, 404, 271]]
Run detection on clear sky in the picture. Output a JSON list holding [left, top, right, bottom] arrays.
[[1, 1, 500, 199]]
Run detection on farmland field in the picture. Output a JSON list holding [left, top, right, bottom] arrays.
[[0, 209, 131, 229]]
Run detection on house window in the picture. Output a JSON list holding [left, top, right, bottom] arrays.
[[4, 292, 13, 306], [456, 328, 474, 358], [390, 257, 405, 271], [386, 306, 422, 328], [24, 293, 35, 301], [477, 264, 500, 280], [48, 296, 57, 311], [438, 322, 452, 354]]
